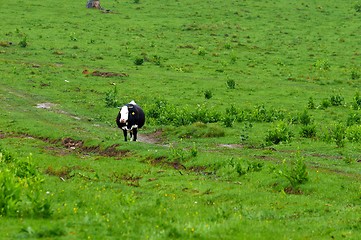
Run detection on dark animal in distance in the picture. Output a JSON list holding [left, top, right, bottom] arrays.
[[116, 101, 145, 141]]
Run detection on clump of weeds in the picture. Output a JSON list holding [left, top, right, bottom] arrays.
[[272, 152, 309, 194]]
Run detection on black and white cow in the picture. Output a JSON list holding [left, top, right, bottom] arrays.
[[116, 101, 145, 141]]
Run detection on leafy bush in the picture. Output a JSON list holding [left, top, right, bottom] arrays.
[[346, 125, 361, 143], [0, 149, 52, 218], [223, 115, 235, 128], [223, 105, 238, 127], [204, 90, 213, 99], [0, 170, 21, 217], [354, 3, 361, 12], [198, 47, 207, 56], [240, 122, 253, 142], [276, 156, 309, 191], [332, 123, 346, 147], [313, 59, 330, 71], [265, 121, 293, 145], [307, 97, 315, 109], [145, 100, 221, 126], [168, 142, 199, 162], [299, 110, 312, 125], [351, 92, 361, 110], [215, 158, 263, 179], [300, 125, 317, 138], [237, 105, 285, 123], [134, 57, 144, 66], [19, 37, 28, 47], [351, 70, 360, 80], [319, 98, 331, 109], [346, 112, 361, 126], [104, 86, 119, 108], [330, 93, 344, 106], [150, 55, 162, 65], [290, 110, 312, 125], [0, 147, 16, 163], [226, 79, 236, 89]]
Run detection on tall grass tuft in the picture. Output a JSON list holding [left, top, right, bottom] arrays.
[[0, 149, 52, 218]]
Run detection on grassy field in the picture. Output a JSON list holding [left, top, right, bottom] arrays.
[[1, 0, 361, 239]]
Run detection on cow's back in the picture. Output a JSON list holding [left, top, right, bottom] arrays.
[[133, 104, 145, 128]]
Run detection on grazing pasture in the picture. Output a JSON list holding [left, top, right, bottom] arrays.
[[0, 0, 361, 239]]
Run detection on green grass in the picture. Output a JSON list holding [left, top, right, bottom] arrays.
[[1, 0, 361, 239]]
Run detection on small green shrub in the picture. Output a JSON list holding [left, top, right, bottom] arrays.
[[19, 37, 28, 47], [20, 226, 66, 238], [319, 98, 331, 109], [330, 93, 344, 106], [198, 47, 206, 56], [236, 105, 285, 123], [346, 112, 361, 126], [226, 79, 236, 89], [346, 125, 361, 143], [351, 92, 361, 110], [169, 143, 188, 162], [240, 122, 253, 142], [216, 158, 263, 179], [104, 86, 119, 108], [150, 55, 161, 65], [223, 115, 235, 128], [223, 105, 238, 127], [300, 124, 317, 138], [276, 156, 309, 191], [190, 142, 198, 157], [354, 3, 361, 12], [351, 70, 360, 80], [307, 97, 315, 109], [0, 170, 22, 217], [343, 155, 356, 164], [225, 104, 238, 116], [265, 121, 293, 145], [314, 59, 330, 71], [69, 33, 77, 41], [291, 110, 312, 125], [0, 147, 16, 163], [332, 123, 346, 147], [134, 57, 144, 66], [0, 150, 52, 218], [204, 90, 213, 99]]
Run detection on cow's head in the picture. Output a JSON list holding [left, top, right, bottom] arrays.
[[119, 105, 129, 123]]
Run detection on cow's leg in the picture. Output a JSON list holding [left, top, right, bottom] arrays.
[[132, 128, 138, 141], [130, 130, 133, 141], [122, 129, 128, 141]]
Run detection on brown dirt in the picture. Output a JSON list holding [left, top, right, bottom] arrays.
[[284, 187, 304, 195], [82, 69, 129, 77], [137, 130, 165, 144]]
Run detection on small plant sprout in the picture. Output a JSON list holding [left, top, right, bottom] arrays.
[[226, 79, 236, 89], [277, 153, 309, 192], [134, 57, 144, 66], [190, 142, 198, 157], [204, 90, 213, 99], [19, 37, 28, 47], [105, 86, 119, 108], [307, 97, 315, 109]]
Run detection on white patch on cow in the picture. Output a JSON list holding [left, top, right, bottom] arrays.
[[129, 100, 137, 105], [120, 105, 129, 123]]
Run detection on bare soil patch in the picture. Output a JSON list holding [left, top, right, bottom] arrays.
[[82, 69, 129, 77], [137, 130, 165, 144]]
